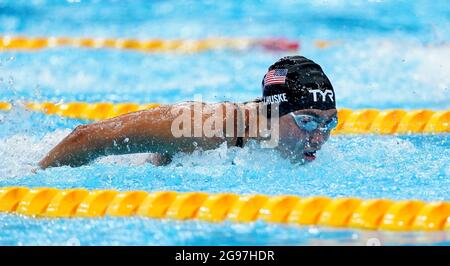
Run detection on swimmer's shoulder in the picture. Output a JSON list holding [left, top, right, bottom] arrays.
[[150, 99, 262, 116], [219, 98, 262, 109]]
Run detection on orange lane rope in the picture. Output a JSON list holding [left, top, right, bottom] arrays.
[[0, 187, 449, 231], [0, 36, 299, 53]]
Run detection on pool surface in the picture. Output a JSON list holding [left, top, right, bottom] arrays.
[[0, 0, 449, 245]]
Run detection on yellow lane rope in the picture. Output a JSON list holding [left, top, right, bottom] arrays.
[[1, 101, 448, 134], [0, 187, 449, 231], [2, 36, 447, 53], [0, 36, 299, 53]]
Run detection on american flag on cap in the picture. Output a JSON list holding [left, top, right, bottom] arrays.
[[264, 69, 288, 87]]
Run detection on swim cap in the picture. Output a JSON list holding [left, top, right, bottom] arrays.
[[261, 56, 336, 117]]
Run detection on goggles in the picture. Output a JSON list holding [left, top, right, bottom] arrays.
[[290, 113, 338, 132]]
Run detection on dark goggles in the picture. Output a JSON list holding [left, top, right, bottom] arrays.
[[290, 113, 338, 132]]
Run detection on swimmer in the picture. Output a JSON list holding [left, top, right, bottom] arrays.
[[38, 56, 337, 169]]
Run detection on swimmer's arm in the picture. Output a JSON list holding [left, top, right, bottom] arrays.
[[38, 105, 180, 169], [38, 103, 236, 169]]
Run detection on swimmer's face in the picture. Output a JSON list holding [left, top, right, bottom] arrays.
[[276, 109, 337, 164]]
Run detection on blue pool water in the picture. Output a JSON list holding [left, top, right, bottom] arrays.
[[0, 0, 449, 245]]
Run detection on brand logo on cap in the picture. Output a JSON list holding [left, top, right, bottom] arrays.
[[309, 89, 334, 102]]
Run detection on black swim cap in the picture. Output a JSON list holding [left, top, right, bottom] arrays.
[[261, 56, 336, 117]]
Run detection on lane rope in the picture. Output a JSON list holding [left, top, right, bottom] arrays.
[[2, 36, 447, 54], [0, 187, 448, 231], [1, 101, 448, 134], [0, 36, 299, 53]]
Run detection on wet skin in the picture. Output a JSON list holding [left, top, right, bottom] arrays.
[[38, 102, 337, 169], [38, 102, 239, 169]]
